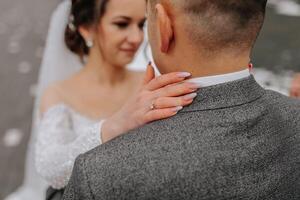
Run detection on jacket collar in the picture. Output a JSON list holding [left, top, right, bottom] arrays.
[[182, 75, 265, 112], [186, 69, 250, 88]]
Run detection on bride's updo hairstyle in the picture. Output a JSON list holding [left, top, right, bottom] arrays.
[[65, 0, 108, 59]]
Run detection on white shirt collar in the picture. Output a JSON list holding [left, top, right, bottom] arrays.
[[186, 69, 251, 88]]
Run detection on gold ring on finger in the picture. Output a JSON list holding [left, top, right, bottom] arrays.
[[150, 101, 156, 110]]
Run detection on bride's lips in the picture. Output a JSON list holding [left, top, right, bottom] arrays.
[[120, 48, 137, 54]]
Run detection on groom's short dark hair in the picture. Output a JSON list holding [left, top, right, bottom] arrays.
[[151, 0, 268, 54]]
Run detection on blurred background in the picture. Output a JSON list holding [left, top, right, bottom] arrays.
[[0, 0, 60, 198], [0, 0, 299, 199]]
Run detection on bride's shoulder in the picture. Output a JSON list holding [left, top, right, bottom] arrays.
[[40, 72, 81, 112], [40, 81, 68, 115]]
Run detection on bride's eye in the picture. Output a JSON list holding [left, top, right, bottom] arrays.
[[138, 20, 146, 30], [114, 22, 129, 29]]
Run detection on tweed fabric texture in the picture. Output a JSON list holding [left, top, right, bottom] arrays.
[[63, 76, 300, 200]]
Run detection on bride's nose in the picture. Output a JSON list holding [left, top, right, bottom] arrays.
[[127, 26, 144, 46]]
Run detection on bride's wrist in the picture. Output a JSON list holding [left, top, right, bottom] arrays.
[[101, 115, 127, 143]]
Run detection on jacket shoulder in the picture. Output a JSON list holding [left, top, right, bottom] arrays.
[[262, 89, 300, 110], [63, 154, 94, 200]]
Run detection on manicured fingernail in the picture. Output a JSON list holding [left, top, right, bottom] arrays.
[[183, 93, 197, 101], [177, 72, 191, 78], [148, 61, 152, 66], [189, 83, 200, 89], [173, 106, 183, 112]]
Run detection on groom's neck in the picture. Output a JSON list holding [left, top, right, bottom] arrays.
[[162, 50, 251, 78], [187, 54, 250, 78]]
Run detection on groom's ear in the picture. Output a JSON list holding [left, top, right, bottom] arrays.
[[155, 3, 173, 53]]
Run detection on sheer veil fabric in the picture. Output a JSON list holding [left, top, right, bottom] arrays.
[[4, 1, 81, 199], [4, 0, 149, 199]]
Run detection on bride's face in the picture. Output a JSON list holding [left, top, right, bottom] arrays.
[[95, 0, 146, 67]]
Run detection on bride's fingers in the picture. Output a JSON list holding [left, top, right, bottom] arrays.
[[144, 106, 184, 122], [145, 72, 191, 91], [153, 94, 197, 109], [155, 82, 199, 98], [143, 63, 155, 85]]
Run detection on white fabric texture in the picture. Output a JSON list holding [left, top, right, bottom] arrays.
[[35, 104, 103, 189], [186, 69, 250, 88]]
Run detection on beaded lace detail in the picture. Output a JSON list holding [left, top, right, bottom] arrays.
[[35, 104, 103, 189]]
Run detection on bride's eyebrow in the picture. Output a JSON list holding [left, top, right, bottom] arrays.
[[112, 16, 131, 21]]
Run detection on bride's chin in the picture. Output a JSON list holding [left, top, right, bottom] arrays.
[[117, 56, 135, 66], [113, 59, 133, 69]]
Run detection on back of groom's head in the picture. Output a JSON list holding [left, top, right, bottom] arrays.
[[177, 0, 267, 50], [149, 0, 267, 52], [146, 0, 268, 74]]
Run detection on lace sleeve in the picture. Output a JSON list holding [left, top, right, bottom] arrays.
[[35, 105, 104, 189]]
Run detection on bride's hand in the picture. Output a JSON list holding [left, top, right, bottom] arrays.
[[101, 63, 199, 143], [290, 73, 300, 98]]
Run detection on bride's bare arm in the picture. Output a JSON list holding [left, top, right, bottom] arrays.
[[101, 64, 199, 143]]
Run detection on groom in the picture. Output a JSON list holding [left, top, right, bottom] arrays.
[[63, 0, 300, 199]]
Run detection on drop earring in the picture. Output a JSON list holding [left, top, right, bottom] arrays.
[[86, 39, 94, 48]]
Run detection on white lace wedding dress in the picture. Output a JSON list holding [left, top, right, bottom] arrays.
[[35, 104, 103, 189]]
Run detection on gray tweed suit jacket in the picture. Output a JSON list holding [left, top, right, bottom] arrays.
[[63, 76, 300, 200]]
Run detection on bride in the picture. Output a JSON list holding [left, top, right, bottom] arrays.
[[5, 0, 199, 200]]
